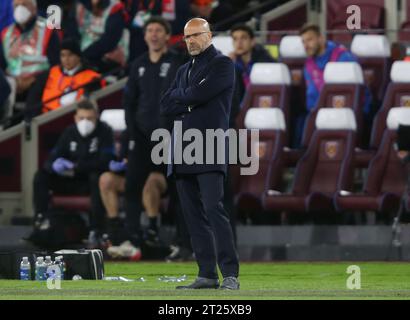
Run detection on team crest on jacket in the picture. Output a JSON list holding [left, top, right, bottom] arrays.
[[325, 141, 338, 159], [139, 67, 145, 77], [89, 138, 98, 153], [70, 141, 77, 152], [160, 63, 171, 77]]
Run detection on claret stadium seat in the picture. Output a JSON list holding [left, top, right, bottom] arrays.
[[286, 62, 365, 165], [335, 107, 410, 214], [357, 61, 410, 166], [237, 63, 291, 137], [263, 108, 357, 214], [235, 108, 287, 213], [351, 34, 391, 106], [279, 35, 306, 87]]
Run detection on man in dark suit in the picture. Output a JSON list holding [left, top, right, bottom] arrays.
[[161, 18, 239, 290]]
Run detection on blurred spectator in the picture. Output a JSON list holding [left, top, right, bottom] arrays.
[[107, 16, 185, 260], [29, 100, 115, 245], [190, 0, 233, 28], [66, 0, 130, 73], [0, 70, 12, 120], [0, 0, 60, 98], [25, 38, 106, 120], [229, 23, 275, 102], [0, 0, 14, 33], [122, 0, 191, 63], [297, 23, 372, 147]]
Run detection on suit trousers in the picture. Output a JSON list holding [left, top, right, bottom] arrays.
[[176, 172, 239, 279]]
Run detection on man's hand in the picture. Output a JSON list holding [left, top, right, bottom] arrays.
[[398, 151, 409, 160], [16, 75, 35, 94], [52, 158, 75, 175]]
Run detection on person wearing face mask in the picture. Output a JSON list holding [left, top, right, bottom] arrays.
[[25, 38, 106, 121], [0, 0, 60, 99], [29, 100, 116, 246]]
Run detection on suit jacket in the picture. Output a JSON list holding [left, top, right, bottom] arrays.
[[160, 45, 235, 176]]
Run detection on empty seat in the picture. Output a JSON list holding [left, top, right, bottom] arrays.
[[263, 108, 356, 213], [335, 107, 410, 214], [327, 0, 385, 44], [299, 62, 366, 155], [360, 61, 410, 166], [279, 35, 306, 86], [237, 63, 291, 140], [351, 35, 391, 104], [212, 36, 234, 56], [235, 108, 287, 212]]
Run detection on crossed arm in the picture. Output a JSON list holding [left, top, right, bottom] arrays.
[[160, 56, 234, 116]]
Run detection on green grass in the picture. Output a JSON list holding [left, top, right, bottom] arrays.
[[1, 262, 410, 300]]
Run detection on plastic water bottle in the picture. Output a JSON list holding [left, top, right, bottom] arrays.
[[44, 256, 53, 279], [35, 257, 47, 281], [20, 257, 31, 280], [54, 256, 65, 280]]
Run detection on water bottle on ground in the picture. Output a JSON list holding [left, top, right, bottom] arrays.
[[44, 256, 53, 279], [54, 256, 65, 280], [35, 257, 47, 281], [20, 257, 31, 280]]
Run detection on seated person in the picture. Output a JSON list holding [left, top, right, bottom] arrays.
[[30, 99, 115, 243], [0, 0, 60, 99], [66, 0, 129, 72], [25, 38, 106, 120], [229, 24, 275, 102], [98, 131, 168, 260], [297, 23, 372, 147], [0, 70, 11, 121]]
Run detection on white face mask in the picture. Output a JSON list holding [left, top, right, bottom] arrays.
[[76, 119, 96, 137], [14, 5, 32, 25]]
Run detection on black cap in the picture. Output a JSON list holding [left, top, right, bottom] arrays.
[[60, 38, 82, 57]]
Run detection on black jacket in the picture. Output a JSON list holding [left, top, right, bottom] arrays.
[[161, 45, 235, 176], [44, 121, 115, 175], [123, 49, 185, 139]]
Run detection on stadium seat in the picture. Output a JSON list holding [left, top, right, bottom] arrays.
[[358, 61, 410, 166], [350, 35, 391, 105], [263, 108, 356, 213], [237, 63, 291, 142], [212, 35, 234, 56], [335, 107, 410, 214], [279, 35, 306, 86], [235, 108, 287, 212], [327, 0, 385, 44], [300, 62, 366, 151]]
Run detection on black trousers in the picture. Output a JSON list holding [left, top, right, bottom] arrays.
[[33, 169, 105, 232], [176, 172, 239, 279]]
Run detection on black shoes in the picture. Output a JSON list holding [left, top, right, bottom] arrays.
[[165, 245, 194, 262], [176, 277, 220, 289], [220, 277, 240, 290]]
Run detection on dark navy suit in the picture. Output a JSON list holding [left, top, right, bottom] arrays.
[[161, 45, 239, 279]]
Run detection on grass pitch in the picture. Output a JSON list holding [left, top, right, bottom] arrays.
[[0, 262, 410, 300]]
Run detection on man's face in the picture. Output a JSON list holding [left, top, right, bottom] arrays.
[[61, 50, 81, 71], [75, 108, 98, 125], [144, 23, 170, 52], [13, 0, 36, 17], [231, 30, 254, 56], [184, 24, 212, 56], [301, 30, 323, 57]]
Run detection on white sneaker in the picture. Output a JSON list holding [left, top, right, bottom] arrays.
[[107, 241, 142, 261]]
